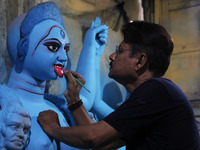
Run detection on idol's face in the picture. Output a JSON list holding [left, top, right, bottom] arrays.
[[2, 113, 31, 150], [23, 20, 69, 81]]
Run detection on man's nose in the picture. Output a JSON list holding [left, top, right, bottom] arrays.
[[109, 52, 117, 60]]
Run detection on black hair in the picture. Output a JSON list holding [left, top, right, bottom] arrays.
[[121, 21, 174, 77]]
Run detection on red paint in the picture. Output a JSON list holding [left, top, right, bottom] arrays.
[[54, 65, 64, 78]]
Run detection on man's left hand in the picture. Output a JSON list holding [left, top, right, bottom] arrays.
[[37, 110, 60, 136]]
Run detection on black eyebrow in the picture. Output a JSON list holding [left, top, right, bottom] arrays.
[[44, 38, 61, 44], [65, 43, 70, 46]]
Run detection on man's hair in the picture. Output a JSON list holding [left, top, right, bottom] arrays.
[[121, 21, 174, 77]]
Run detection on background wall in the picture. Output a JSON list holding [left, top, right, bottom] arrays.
[[154, 0, 200, 124]]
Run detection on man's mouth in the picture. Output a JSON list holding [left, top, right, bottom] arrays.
[[109, 62, 113, 69], [54, 64, 64, 78]]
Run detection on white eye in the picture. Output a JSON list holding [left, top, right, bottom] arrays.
[[64, 45, 70, 53], [47, 45, 59, 52], [44, 42, 60, 52]]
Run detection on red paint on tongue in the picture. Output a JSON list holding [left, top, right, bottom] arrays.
[[54, 66, 64, 78]]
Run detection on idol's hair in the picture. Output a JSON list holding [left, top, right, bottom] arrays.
[[20, 2, 64, 38]]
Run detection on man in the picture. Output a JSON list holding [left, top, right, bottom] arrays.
[[38, 21, 200, 150], [0, 85, 31, 150]]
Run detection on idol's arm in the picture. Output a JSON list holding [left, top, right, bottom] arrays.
[[76, 17, 108, 111], [91, 51, 114, 120]]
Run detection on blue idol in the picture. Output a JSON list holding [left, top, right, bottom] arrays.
[[6, 2, 85, 150]]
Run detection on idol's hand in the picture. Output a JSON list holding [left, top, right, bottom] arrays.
[[64, 70, 85, 104], [93, 17, 108, 57], [83, 17, 108, 56], [37, 110, 60, 136]]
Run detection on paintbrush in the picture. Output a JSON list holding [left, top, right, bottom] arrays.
[[73, 76, 90, 93]]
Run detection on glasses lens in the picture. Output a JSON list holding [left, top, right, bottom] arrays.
[[115, 46, 119, 54]]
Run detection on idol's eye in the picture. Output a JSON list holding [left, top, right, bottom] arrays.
[[64, 44, 70, 54], [24, 128, 30, 134], [9, 124, 19, 131], [44, 42, 60, 52]]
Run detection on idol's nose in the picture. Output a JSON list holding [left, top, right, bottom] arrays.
[[57, 48, 68, 63]]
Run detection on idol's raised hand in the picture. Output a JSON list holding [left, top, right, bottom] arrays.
[[93, 17, 108, 57], [82, 17, 108, 56]]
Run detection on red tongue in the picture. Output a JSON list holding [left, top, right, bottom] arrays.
[[54, 66, 64, 78]]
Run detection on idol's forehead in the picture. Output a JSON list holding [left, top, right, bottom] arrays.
[[6, 113, 31, 126], [29, 19, 69, 43], [44, 26, 69, 43]]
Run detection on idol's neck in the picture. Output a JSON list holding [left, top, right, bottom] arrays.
[[7, 67, 46, 100]]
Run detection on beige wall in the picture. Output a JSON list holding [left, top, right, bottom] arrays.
[[155, 0, 200, 122]]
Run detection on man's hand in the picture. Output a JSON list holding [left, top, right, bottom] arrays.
[[37, 110, 60, 136], [64, 70, 85, 104]]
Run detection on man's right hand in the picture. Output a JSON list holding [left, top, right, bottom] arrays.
[[64, 70, 85, 104]]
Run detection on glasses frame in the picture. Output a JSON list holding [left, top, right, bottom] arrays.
[[115, 45, 132, 55]]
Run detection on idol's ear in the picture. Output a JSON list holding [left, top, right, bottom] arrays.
[[15, 37, 28, 73]]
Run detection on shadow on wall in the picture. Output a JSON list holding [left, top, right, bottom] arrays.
[[103, 82, 125, 109]]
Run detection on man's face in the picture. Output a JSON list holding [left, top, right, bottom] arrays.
[[2, 113, 31, 150], [24, 20, 70, 81], [108, 41, 137, 84]]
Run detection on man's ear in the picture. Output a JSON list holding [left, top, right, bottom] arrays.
[[135, 53, 147, 70], [16, 37, 28, 73]]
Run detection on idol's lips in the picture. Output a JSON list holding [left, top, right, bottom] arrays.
[[54, 64, 64, 78], [55, 64, 64, 68], [12, 139, 24, 146]]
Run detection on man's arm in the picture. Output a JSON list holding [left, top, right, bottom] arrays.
[[38, 70, 125, 149], [38, 110, 125, 149]]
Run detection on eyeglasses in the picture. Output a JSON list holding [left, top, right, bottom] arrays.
[[115, 45, 132, 55]]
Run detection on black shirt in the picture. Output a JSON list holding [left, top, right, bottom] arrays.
[[104, 78, 200, 150]]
